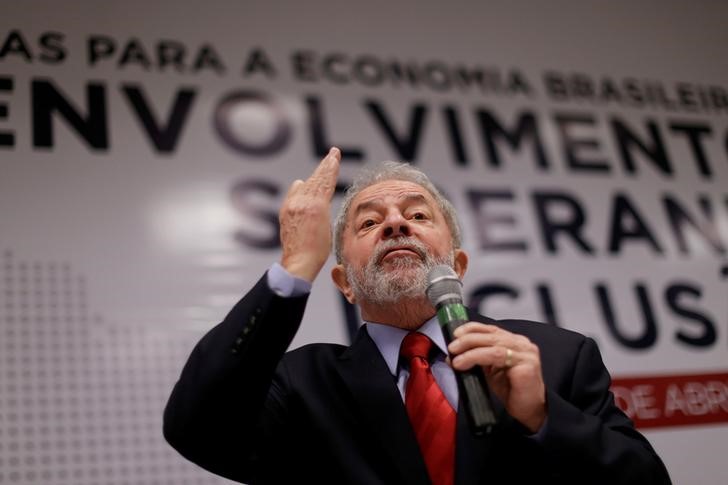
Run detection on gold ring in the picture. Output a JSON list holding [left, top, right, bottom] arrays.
[[505, 348, 513, 367]]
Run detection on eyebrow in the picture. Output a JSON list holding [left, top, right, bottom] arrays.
[[351, 193, 430, 218]]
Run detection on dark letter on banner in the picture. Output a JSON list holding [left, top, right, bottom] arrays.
[[533, 191, 594, 254], [663, 195, 726, 256], [596, 283, 658, 349], [612, 117, 672, 177], [476, 110, 549, 170], [554, 112, 610, 173], [0, 77, 14, 147], [666, 284, 717, 348], [608, 193, 664, 255], [305, 96, 364, 160], [466, 189, 527, 251], [32, 80, 108, 150], [214, 90, 290, 157], [230, 179, 280, 249], [122, 84, 196, 153], [364, 100, 427, 161]]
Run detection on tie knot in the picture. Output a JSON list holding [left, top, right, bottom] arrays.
[[400, 332, 434, 361]]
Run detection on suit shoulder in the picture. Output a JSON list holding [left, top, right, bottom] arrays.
[[471, 311, 589, 348], [504, 318, 585, 338], [282, 342, 349, 365]]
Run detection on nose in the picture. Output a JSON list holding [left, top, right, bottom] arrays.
[[381, 211, 411, 239]]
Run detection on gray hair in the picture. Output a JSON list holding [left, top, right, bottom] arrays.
[[333, 161, 462, 263]]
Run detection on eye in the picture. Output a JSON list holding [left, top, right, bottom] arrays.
[[360, 219, 376, 229], [411, 212, 427, 220]]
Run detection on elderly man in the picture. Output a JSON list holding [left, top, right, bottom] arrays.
[[164, 148, 671, 484]]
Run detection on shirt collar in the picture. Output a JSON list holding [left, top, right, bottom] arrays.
[[365, 316, 448, 377]]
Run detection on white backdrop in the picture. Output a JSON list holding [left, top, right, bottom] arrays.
[[1, 1, 727, 483]]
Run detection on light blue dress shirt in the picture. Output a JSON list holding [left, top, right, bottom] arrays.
[[366, 318, 458, 409]]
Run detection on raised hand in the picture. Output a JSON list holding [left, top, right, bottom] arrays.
[[279, 147, 341, 282]]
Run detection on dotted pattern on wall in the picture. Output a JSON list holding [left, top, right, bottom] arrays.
[[0, 251, 236, 485]]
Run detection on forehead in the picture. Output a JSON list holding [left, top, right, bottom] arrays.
[[348, 180, 436, 215]]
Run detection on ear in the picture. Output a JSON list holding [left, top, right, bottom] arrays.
[[331, 264, 357, 304], [453, 248, 468, 279]]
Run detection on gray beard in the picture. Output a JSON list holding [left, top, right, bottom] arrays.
[[346, 237, 454, 306]]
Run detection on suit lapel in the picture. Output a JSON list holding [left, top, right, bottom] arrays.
[[454, 389, 506, 485], [336, 327, 431, 485]]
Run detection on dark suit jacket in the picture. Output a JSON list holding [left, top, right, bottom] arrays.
[[163, 273, 671, 484]]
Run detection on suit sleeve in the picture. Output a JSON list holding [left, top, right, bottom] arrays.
[[539, 336, 672, 484], [162, 273, 306, 483]]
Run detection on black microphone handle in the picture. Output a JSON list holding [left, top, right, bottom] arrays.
[[440, 316, 497, 435]]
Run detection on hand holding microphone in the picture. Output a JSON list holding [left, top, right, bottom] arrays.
[[427, 265, 497, 435], [427, 265, 547, 435]]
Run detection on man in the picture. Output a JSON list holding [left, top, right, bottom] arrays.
[[164, 148, 671, 484]]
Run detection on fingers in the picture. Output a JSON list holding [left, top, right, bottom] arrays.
[[305, 147, 341, 196], [450, 346, 534, 374], [452, 321, 497, 338], [448, 322, 540, 371], [449, 322, 547, 433], [277, 147, 341, 283], [283, 147, 341, 202], [286, 179, 304, 197]]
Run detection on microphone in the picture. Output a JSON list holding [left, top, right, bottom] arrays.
[[427, 265, 497, 435]]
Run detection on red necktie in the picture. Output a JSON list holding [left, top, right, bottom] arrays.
[[400, 332, 456, 485]]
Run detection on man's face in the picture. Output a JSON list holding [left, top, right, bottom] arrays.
[[332, 180, 467, 306]]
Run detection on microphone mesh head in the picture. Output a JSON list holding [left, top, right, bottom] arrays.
[[426, 265, 463, 307]]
